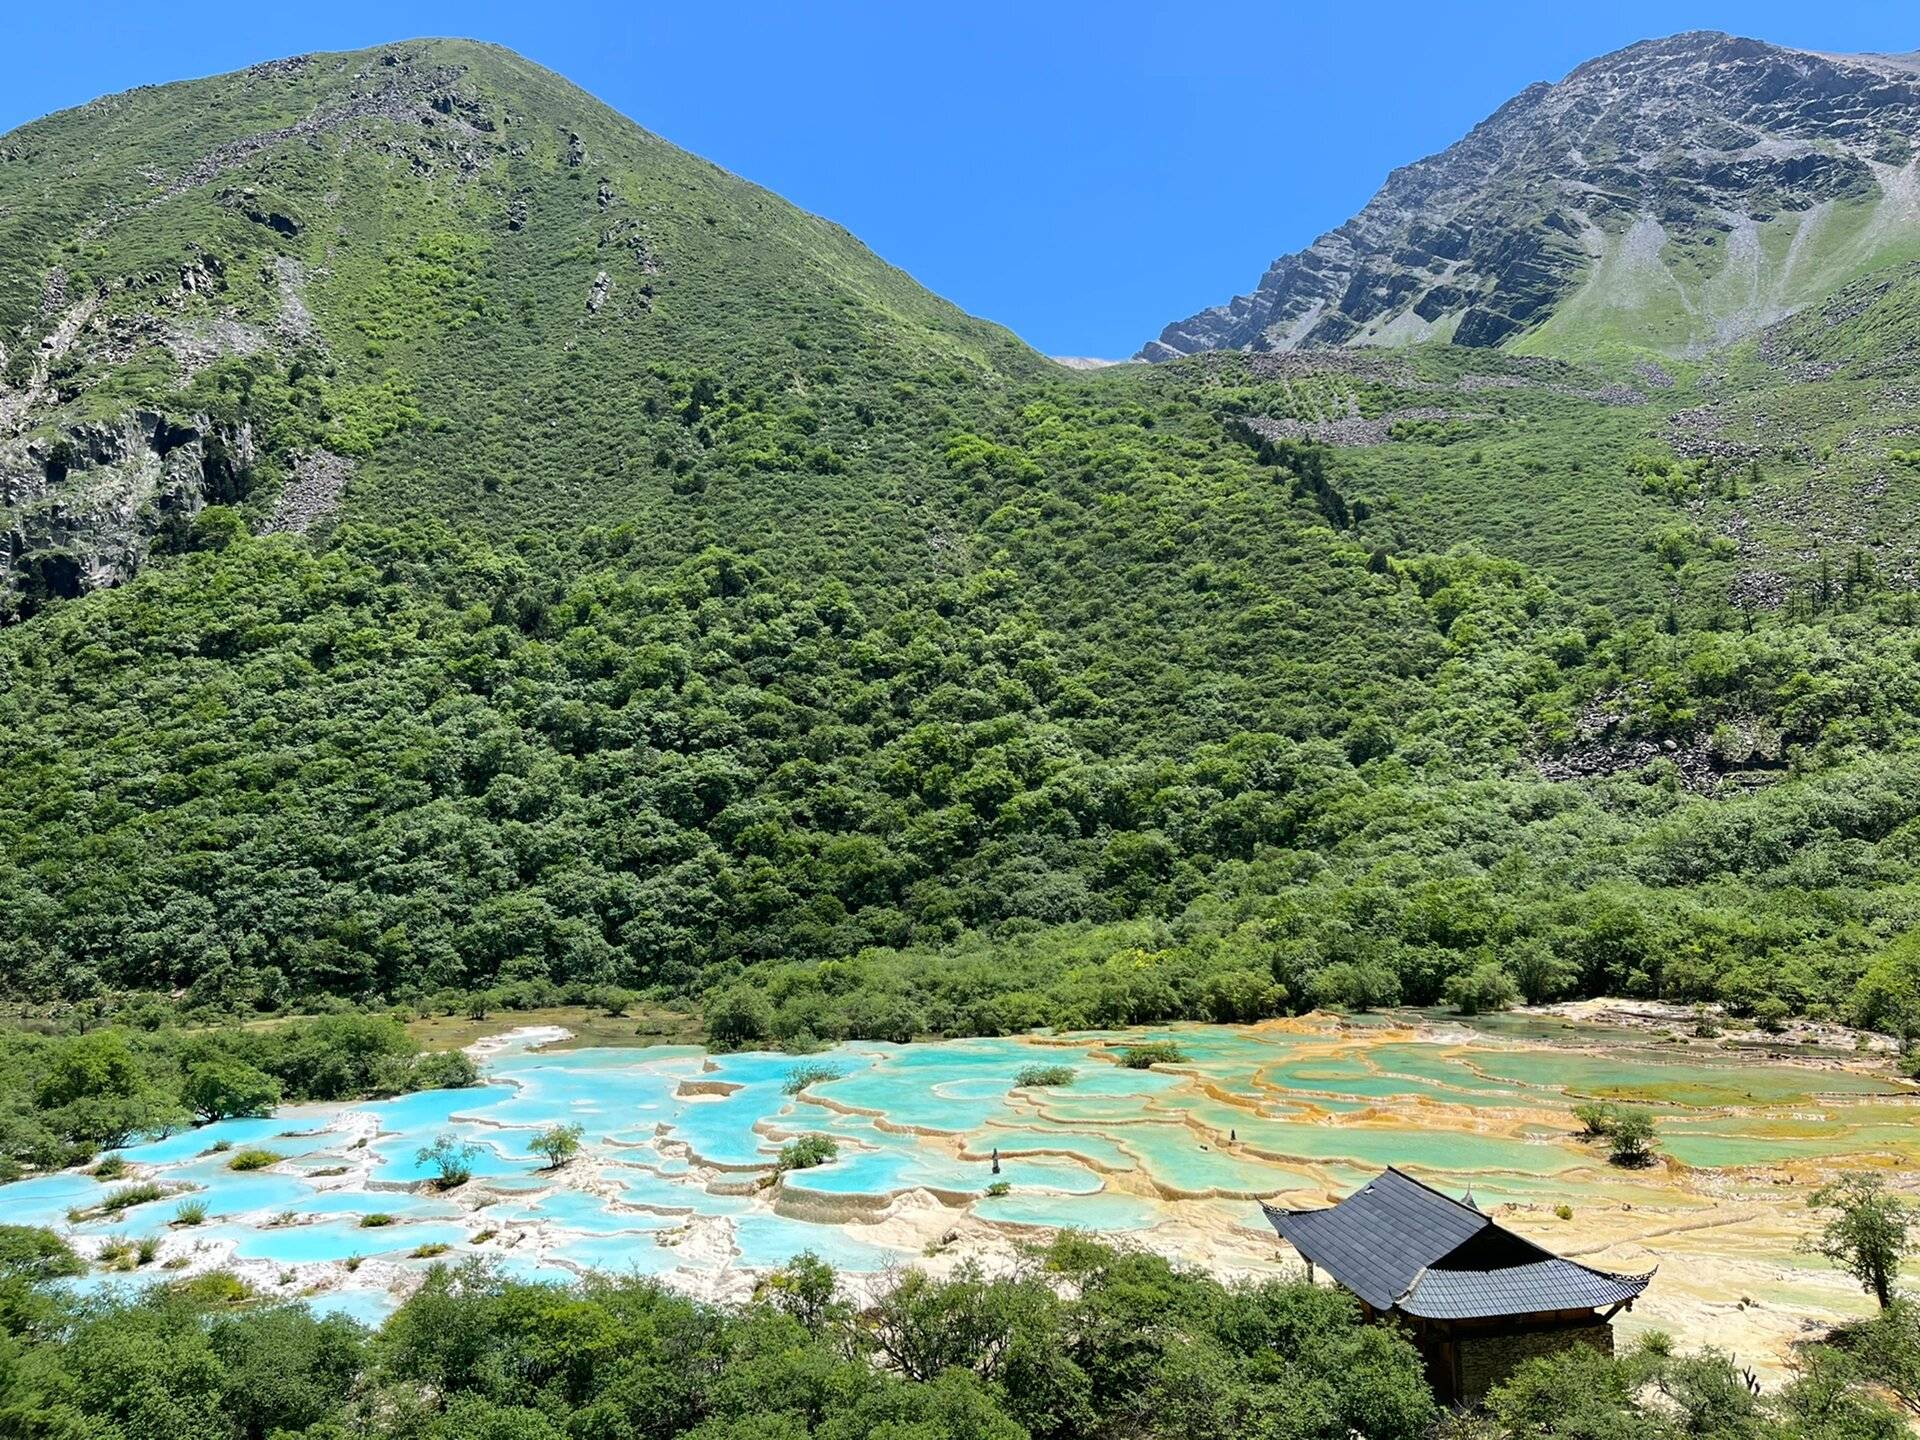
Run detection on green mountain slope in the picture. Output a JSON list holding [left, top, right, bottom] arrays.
[[1, 41, 1920, 1053], [0, 39, 1040, 615]]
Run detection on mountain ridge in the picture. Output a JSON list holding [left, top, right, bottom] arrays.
[[1140, 29, 1920, 363], [0, 37, 1043, 616]]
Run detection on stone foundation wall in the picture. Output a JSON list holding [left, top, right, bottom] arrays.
[[1458, 1320, 1613, 1401]]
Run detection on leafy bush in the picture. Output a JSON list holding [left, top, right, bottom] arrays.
[[359, 1213, 396, 1228], [171, 1199, 209, 1226], [1442, 963, 1520, 1016], [529, 1122, 584, 1170], [775, 1134, 838, 1174], [1114, 1042, 1186, 1069], [1013, 1064, 1075, 1087], [226, 1148, 282, 1172], [97, 1183, 166, 1213], [409, 1050, 481, 1091], [1572, 1101, 1658, 1166], [415, 1133, 481, 1188], [181, 1060, 281, 1122], [0, 1225, 84, 1280], [781, 1062, 844, 1094]]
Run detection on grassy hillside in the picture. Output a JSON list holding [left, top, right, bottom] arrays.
[[0, 39, 1041, 614], [1517, 197, 1920, 364]]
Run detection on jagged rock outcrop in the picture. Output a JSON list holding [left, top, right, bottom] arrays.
[[1142, 33, 1920, 361], [0, 411, 251, 614]]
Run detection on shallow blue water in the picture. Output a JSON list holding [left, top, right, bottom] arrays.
[[18, 1020, 1908, 1305]]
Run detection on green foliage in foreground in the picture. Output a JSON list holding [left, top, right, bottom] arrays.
[[0, 1236, 1446, 1440], [1803, 1173, 1919, 1309], [0, 1229, 1912, 1440], [1478, 1329, 1911, 1440]]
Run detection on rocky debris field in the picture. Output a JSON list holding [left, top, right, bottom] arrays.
[[264, 450, 355, 535]]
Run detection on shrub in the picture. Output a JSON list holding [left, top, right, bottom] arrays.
[[90, 1155, 128, 1180], [181, 1060, 281, 1122], [134, 1235, 161, 1265], [411, 1242, 451, 1258], [226, 1148, 282, 1172], [1114, 1041, 1186, 1069], [359, 1213, 396, 1228], [415, 1132, 482, 1188], [707, 985, 775, 1050], [985, 1180, 1012, 1197], [1752, 996, 1792, 1034], [172, 1272, 250, 1307], [1572, 1101, 1657, 1166], [1304, 961, 1402, 1012], [1014, 1064, 1075, 1087], [529, 1122, 584, 1170], [775, 1134, 838, 1174], [98, 1183, 165, 1213], [1554, 1204, 1574, 1221], [1443, 963, 1520, 1016], [0, 1226, 84, 1280], [591, 985, 637, 1016], [410, 1050, 481, 1090], [781, 1062, 844, 1094], [1572, 1101, 1618, 1138], [172, 1199, 209, 1226]]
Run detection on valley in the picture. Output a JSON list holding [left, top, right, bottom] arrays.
[[2, 25, 1920, 1440]]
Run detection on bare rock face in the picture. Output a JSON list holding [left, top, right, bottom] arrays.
[[0, 411, 250, 614], [1141, 33, 1920, 360]]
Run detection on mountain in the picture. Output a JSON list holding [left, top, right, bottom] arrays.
[[1141, 31, 1920, 362], [1, 37, 1919, 1043], [0, 39, 1041, 616]]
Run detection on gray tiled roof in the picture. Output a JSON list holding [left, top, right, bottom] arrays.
[[1261, 1167, 1653, 1320], [1398, 1257, 1652, 1319]]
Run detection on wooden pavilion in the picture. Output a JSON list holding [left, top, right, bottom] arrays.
[[1262, 1167, 1654, 1403]]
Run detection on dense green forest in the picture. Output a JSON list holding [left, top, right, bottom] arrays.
[[0, 1229, 1913, 1440], [7, 359, 1920, 1049]]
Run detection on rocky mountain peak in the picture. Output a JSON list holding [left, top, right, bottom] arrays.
[[1140, 30, 1920, 362]]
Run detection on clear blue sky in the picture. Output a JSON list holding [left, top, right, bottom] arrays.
[[3, 2, 1915, 356]]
